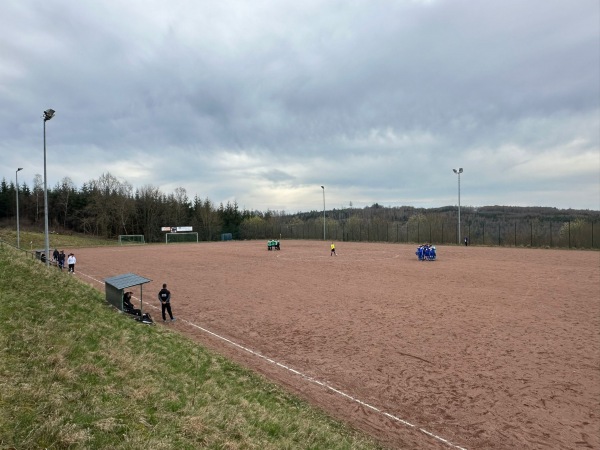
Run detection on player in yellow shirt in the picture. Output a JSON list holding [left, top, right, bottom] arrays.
[[330, 242, 336, 256]]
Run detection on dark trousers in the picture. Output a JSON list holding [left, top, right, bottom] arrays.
[[161, 302, 173, 320]]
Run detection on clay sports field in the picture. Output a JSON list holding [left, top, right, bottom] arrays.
[[72, 240, 599, 449]]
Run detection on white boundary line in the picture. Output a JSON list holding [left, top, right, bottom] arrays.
[[79, 271, 467, 450]]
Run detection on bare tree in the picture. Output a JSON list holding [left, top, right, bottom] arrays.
[[137, 184, 165, 242], [86, 172, 134, 238], [172, 186, 189, 226], [56, 176, 75, 229], [33, 174, 43, 223]]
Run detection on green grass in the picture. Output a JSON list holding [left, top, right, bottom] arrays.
[[0, 240, 384, 450], [0, 228, 116, 251]]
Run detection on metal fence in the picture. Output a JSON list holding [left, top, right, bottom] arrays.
[[3, 218, 597, 250], [0, 239, 62, 264], [240, 218, 598, 249]]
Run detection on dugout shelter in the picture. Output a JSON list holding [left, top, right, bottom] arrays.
[[104, 273, 152, 318]]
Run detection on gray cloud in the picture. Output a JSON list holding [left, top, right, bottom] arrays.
[[1, 0, 598, 213]]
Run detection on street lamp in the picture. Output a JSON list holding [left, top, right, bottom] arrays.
[[321, 185, 326, 240], [452, 168, 463, 245], [16, 168, 23, 248], [43, 108, 55, 266]]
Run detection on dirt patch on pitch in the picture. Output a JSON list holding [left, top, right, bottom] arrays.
[[72, 241, 600, 449]]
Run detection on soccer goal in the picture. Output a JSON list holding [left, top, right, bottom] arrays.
[[118, 235, 145, 245], [165, 232, 199, 244]]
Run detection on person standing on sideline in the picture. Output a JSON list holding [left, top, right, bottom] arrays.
[[67, 253, 76, 273], [58, 250, 66, 271], [52, 248, 59, 263], [464, 237, 469, 246], [330, 242, 337, 256], [158, 283, 175, 322]]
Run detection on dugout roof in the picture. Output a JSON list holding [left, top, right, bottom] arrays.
[[105, 273, 152, 290], [104, 273, 153, 313]]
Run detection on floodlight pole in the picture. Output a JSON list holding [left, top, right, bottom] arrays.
[[43, 109, 55, 266], [321, 185, 326, 240], [16, 168, 23, 248], [453, 168, 463, 244]]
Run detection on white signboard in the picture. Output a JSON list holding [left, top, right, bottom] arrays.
[[162, 226, 193, 232]]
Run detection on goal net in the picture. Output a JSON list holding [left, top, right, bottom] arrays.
[[166, 232, 199, 244], [118, 235, 145, 245]]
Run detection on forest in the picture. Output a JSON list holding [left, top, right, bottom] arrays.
[[1, 172, 598, 249]]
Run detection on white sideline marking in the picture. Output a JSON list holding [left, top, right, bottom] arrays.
[[79, 271, 467, 450]]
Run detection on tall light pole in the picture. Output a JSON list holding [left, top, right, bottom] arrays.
[[43, 108, 55, 266], [321, 185, 326, 240], [16, 168, 23, 248], [453, 168, 463, 245]]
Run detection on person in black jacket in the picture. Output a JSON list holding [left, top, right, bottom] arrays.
[[123, 291, 141, 316], [158, 283, 176, 322], [57, 250, 66, 271]]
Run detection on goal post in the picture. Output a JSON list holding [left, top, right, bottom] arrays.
[[118, 235, 145, 245], [165, 232, 199, 244]]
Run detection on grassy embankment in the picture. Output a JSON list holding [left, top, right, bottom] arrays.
[[0, 232, 383, 450], [0, 229, 116, 252]]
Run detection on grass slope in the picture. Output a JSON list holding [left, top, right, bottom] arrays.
[[0, 229, 118, 251], [0, 242, 382, 450]]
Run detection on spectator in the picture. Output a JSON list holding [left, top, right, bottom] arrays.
[[58, 250, 66, 271], [67, 253, 76, 273], [123, 291, 141, 316]]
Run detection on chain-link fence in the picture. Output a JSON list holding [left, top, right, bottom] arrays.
[[240, 218, 598, 249]]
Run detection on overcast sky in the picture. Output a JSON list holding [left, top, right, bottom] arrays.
[[1, 0, 598, 213]]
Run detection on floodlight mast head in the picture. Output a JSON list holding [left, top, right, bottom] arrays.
[[453, 168, 463, 174], [43, 109, 55, 121]]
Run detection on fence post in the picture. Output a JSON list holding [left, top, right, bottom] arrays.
[[568, 220, 571, 248], [514, 222, 517, 247], [498, 223, 500, 246], [441, 222, 444, 243], [592, 221, 594, 248], [483, 222, 485, 245], [417, 221, 420, 243], [530, 222, 533, 247], [550, 222, 552, 247]]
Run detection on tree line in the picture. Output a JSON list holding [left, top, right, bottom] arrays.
[[1, 172, 598, 249]]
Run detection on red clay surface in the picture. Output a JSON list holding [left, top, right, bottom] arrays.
[[71, 241, 599, 449]]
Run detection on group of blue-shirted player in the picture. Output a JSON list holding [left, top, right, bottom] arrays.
[[416, 244, 436, 261]]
